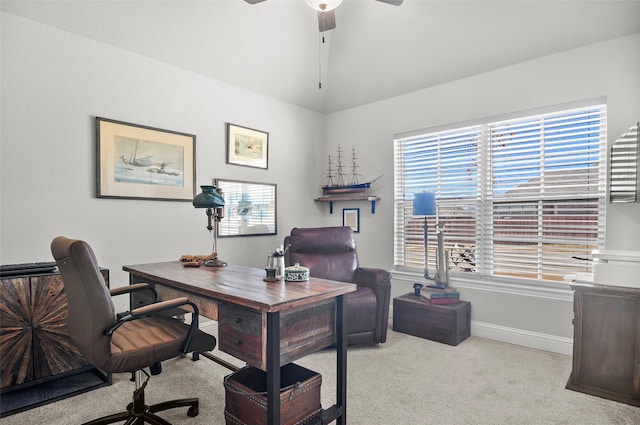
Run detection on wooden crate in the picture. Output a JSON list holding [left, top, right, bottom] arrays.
[[224, 363, 322, 425], [393, 293, 470, 346]]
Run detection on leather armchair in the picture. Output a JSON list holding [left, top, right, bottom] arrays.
[[284, 226, 391, 345]]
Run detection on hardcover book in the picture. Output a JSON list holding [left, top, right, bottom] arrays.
[[421, 288, 460, 299], [427, 297, 461, 305], [424, 284, 457, 292]]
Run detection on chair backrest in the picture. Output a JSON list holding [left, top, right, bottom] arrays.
[[51, 236, 115, 368], [284, 227, 358, 283]]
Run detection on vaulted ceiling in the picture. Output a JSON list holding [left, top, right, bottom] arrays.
[[2, 0, 640, 114]]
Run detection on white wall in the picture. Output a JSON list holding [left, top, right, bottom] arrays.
[[3, 11, 639, 354], [324, 32, 640, 354], [0, 13, 325, 310]]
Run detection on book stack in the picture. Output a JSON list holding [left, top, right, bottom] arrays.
[[420, 285, 460, 305]]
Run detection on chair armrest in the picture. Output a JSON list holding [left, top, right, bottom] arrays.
[[105, 296, 202, 353], [128, 296, 191, 317], [353, 267, 391, 293], [110, 283, 158, 302], [354, 267, 392, 343]]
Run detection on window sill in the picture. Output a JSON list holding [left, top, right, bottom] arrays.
[[392, 269, 574, 302]]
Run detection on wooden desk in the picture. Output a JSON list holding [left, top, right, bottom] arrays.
[[123, 261, 356, 425]]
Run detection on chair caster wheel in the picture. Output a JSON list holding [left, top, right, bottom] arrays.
[[187, 405, 199, 417]]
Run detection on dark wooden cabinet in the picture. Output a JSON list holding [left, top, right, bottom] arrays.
[[566, 283, 640, 407], [0, 269, 111, 416]]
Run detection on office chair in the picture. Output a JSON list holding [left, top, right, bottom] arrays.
[[51, 236, 217, 425]]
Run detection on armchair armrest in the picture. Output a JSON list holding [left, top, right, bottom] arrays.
[[353, 267, 392, 343], [110, 282, 158, 303], [353, 267, 391, 292]]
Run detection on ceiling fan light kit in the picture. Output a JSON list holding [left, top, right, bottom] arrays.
[[244, 0, 403, 87], [305, 0, 343, 12]]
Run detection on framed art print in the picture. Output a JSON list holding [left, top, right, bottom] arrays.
[[96, 117, 195, 201], [343, 208, 360, 233], [226, 123, 269, 169]]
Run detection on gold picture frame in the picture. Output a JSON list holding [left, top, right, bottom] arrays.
[[96, 117, 196, 201], [226, 123, 269, 169]]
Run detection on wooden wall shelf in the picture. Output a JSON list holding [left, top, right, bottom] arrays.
[[314, 196, 381, 214]]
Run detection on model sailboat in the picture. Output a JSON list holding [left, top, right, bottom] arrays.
[[322, 146, 381, 195]]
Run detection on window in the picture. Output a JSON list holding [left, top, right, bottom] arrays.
[[394, 103, 606, 283]]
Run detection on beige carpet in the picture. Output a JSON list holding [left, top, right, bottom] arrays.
[[2, 327, 639, 425]]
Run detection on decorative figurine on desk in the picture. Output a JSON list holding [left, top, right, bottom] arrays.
[[413, 282, 424, 296], [264, 267, 278, 282]]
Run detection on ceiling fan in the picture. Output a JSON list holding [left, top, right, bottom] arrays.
[[244, 0, 403, 32]]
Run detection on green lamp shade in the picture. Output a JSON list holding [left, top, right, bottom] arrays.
[[193, 185, 225, 208]]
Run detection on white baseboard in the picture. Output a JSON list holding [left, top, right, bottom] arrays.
[[471, 321, 573, 356], [388, 304, 574, 356]]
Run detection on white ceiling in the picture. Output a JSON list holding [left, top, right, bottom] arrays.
[[2, 0, 640, 114]]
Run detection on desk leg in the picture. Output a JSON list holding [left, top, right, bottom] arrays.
[[266, 311, 280, 425], [336, 294, 347, 425]]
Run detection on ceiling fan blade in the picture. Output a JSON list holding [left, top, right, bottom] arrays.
[[244, 0, 267, 4], [318, 10, 336, 32], [376, 0, 403, 5]]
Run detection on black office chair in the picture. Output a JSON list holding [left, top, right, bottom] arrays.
[[51, 236, 217, 425]]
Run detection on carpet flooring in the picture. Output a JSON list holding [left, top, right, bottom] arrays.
[[2, 326, 639, 425]]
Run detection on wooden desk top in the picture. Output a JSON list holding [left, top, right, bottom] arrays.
[[123, 261, 356, 313]]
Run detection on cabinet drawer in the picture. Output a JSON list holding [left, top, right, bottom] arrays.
[[219, 304, 261, 335], [218, 299, 337, 371], [218, 304, 263, 366]]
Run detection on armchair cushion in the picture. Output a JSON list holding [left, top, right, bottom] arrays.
[[287, 226, 358, 283]]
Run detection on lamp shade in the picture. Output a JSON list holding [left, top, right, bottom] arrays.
[[193, 185, 225, 208], [305, 0, 343, 11], [413, 192, 436, 216]]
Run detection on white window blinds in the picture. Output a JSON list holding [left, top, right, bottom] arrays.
[[394, 103, 606, 283]]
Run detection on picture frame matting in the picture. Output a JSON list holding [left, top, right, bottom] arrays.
[[225, 123, 269, 169], [343, 208, 360, 233], [96, 117, 196, 201]]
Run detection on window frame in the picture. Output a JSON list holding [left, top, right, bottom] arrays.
[[393, 100, 607, 286]]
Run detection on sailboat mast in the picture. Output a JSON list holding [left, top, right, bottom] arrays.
[[350, 146, 361, 185], [335, 145, 345, 186], [325, 154, 335, 186]]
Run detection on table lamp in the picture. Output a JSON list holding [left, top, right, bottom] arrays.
[[413, 192, 436, 280], [193, 185, 226, 267]]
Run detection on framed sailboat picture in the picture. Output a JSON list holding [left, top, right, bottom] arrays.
[[226, 123, 269, 169], [96, 117, 196, 201]]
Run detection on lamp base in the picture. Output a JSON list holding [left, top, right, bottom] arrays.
[[204, 257, 227, 267]]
